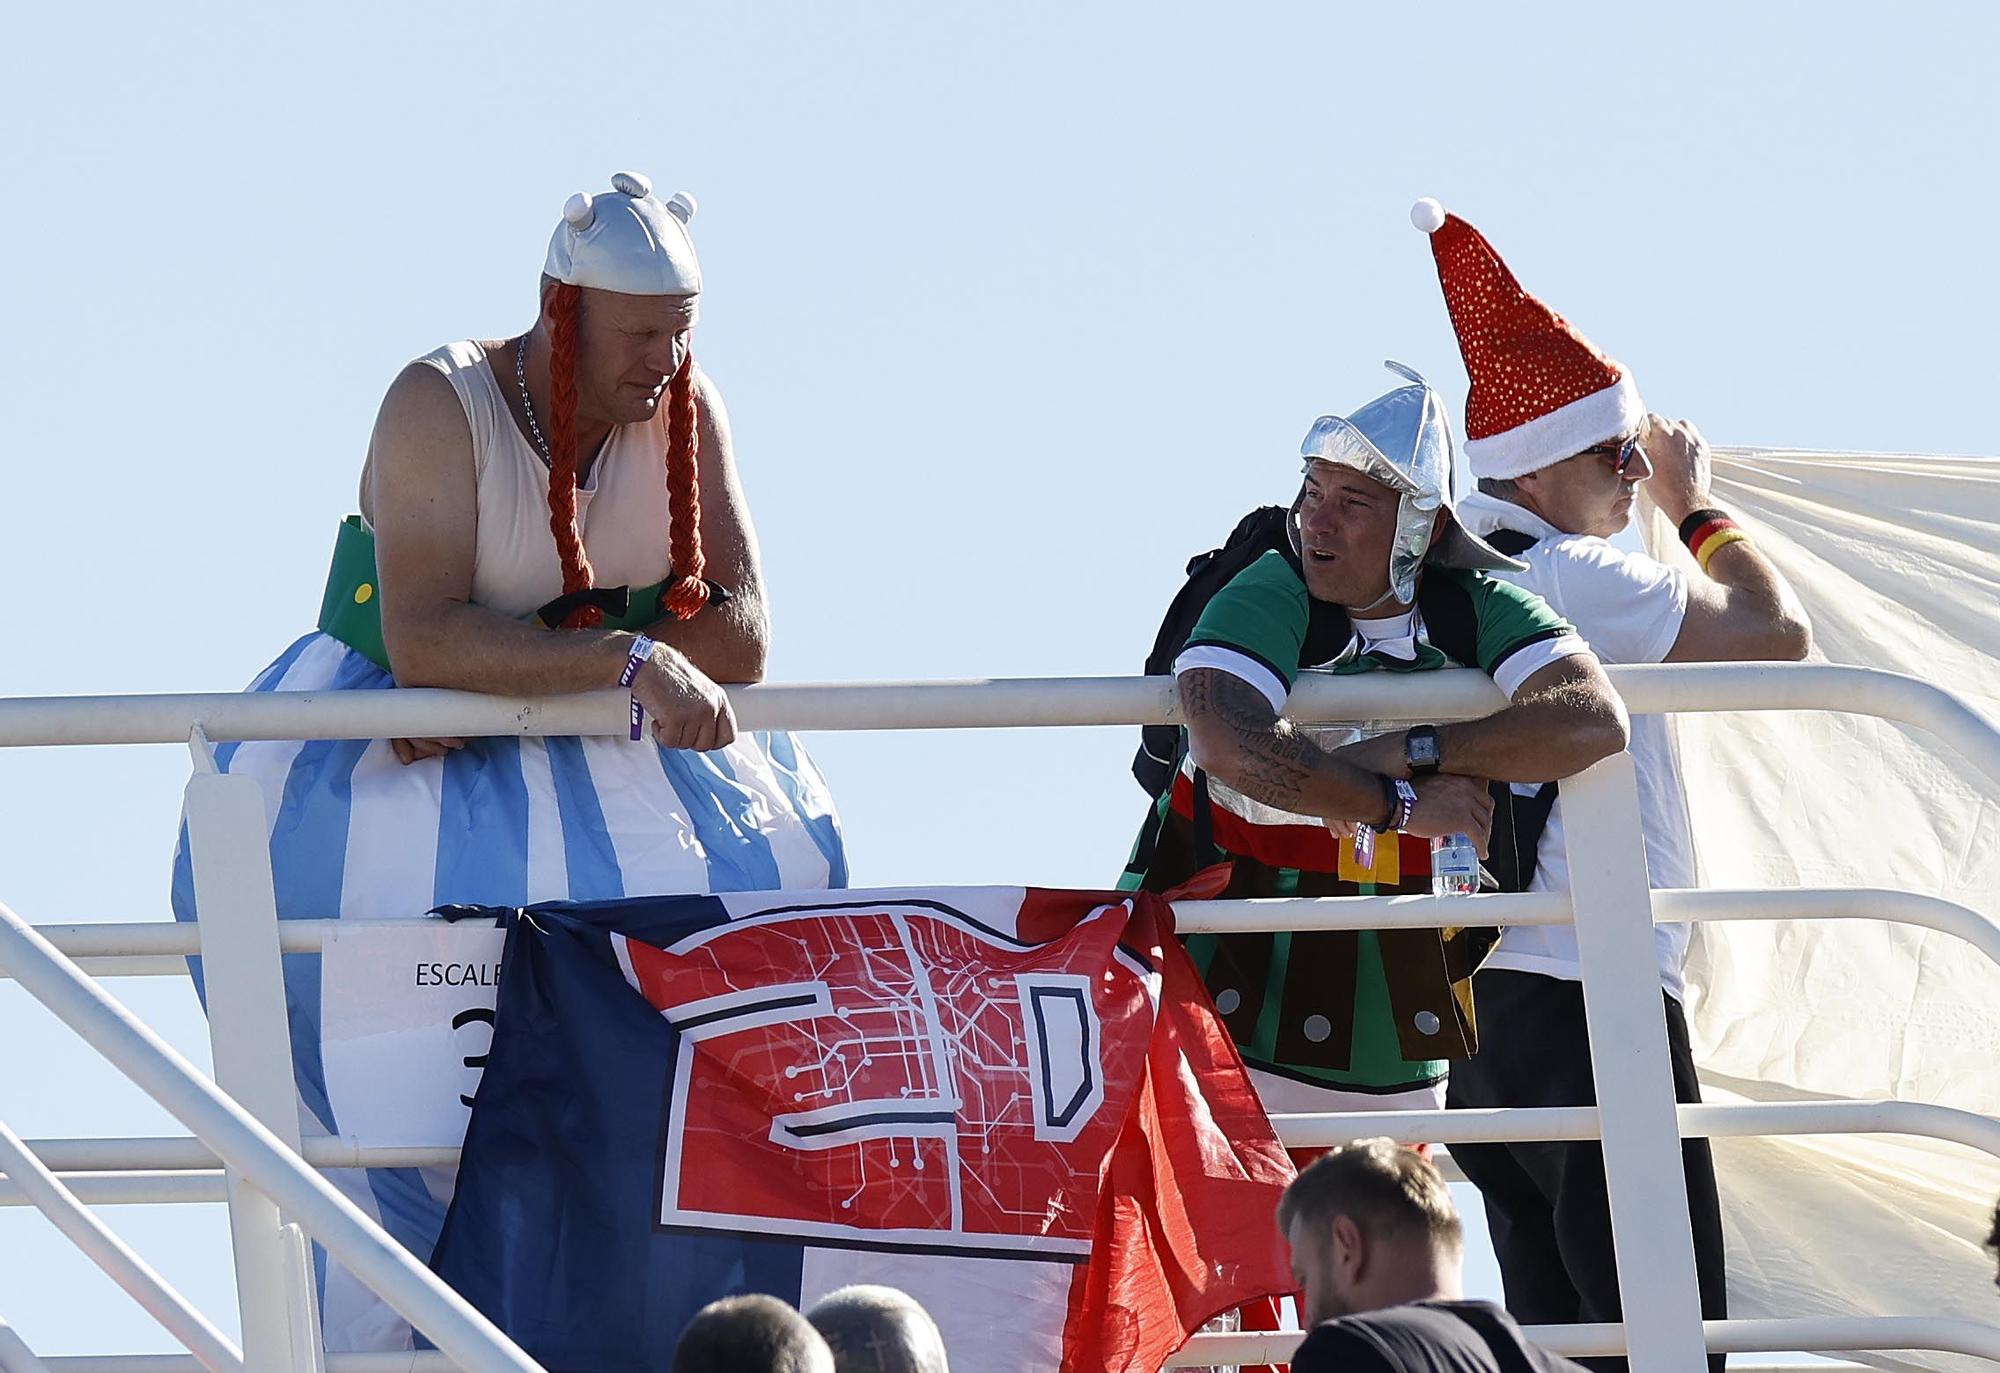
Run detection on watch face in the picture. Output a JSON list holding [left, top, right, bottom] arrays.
[[1408, 729, 1440, 769]]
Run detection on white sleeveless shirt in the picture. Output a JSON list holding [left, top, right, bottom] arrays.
[[412, 340, 675, 619]]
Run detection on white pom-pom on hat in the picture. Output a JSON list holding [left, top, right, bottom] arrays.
[[563, 193, 596, 230], [664, 191, 697, 224], [610, 170, 653, 198], [1410, 197, 1446, 234]]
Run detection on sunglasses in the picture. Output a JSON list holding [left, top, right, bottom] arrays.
[[1580, 434, 1649, 478]]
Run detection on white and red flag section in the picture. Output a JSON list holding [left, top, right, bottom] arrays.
[[428, 886, 1297, 1372]]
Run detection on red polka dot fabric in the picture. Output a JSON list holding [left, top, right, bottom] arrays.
[[1428, 213, 1625, 441]]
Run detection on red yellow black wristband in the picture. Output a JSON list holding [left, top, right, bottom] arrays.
[[1678, 507, 1749, 572]]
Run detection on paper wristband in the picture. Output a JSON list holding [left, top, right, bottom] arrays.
[[619, 635, 657, 741]]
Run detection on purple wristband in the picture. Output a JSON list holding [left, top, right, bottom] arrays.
[[619, 635, 656, 741]]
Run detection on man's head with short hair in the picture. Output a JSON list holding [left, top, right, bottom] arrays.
[[806, 1285, 949, 1373], [1276, 1138, 1464, 1327], [1477, 428, 1651, 541], [673, 1294, 834, 1373], [1986, 1197, 1999, 1293]]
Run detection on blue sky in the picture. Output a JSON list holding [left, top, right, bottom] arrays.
[[1, 0, 1994, 1358]]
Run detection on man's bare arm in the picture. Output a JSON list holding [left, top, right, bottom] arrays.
[[1180, 668, 1502, 847], [368, 362, 676, 694], [1641, 414, 1812, 663], [1666, 537, 1812, 663], [1335, 655, 1629, 784], [1180, 669, 1393, 822]]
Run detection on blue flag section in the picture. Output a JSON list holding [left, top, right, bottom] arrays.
[[429, 886, 1297, 1373], [429, 894, 803, 1366]]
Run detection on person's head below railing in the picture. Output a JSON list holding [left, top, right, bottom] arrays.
[[1277, 1139, 1587, 1371], [1988, 1197, 1999, 1293], [806, 1284, 950, 1373], [672, 1294, 834, 1373]]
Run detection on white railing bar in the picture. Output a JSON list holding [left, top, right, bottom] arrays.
[[1, 665, 1994, 780], [0, 1172, 229, 1208], [0, 902, 544, 1373], [0, 1319, 54, 1373], [0, 1140, 1468, 1203], [18, 958, 197, 978], [1270, 1099, 2000, 1158], [19, 1139, 457, 1173], [1652, 886, 2000, 968], [0, 1121, 243, 1373], [20, 1098, 1996, 1193], [1173, 1314, 2000, 1363], [24, 884, 1995, 965]]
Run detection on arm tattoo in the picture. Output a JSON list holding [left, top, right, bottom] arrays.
[[1180, 670, 1332, 812]]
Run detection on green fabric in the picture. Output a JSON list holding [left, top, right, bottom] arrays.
[[1182, 550, 1312, 690], [314, 516, 679, 673], [1181, 552, 1572, 688], [317, 516, 392, 671], [1466, 568, 1573, 676]]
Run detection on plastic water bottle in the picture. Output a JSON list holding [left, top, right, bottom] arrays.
[[1431, 833, 1480, 897]]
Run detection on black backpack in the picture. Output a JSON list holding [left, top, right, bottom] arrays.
[[1130, 510, 1556, 893]]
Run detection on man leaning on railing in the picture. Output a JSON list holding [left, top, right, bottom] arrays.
[[1413, 196, 1814, 1373], [1119, 362, 1627, 1125]]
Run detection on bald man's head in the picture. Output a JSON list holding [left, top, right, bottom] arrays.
[[806, 1285, 949, 1373], [673, 1294, 833, 1373]]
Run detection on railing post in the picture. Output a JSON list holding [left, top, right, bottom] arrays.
[[1559, 753, 1708, 1370], [184, 767, 314, 1373]]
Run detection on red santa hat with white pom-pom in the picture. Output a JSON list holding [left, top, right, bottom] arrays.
[[1411, 197, 1643, 480]]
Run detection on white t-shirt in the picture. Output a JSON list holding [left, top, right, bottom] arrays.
[[1455, 492, 1698, 1000]]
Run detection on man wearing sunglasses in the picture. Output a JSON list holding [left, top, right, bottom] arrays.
[[1413, 198, 1812, 1373]]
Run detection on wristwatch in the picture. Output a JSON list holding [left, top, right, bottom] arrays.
[[1405, 725, 1442, 777]]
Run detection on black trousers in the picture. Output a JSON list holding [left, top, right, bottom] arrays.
[[1446, 970, 1728, 1373]]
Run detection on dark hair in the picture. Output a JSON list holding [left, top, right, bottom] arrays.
[[1276, 1138, 1462, 1255], [673, 1294, 829, 1373], [807, 1285, 949, 1373], [1477, 476, 1523, 501], [1987, 1198, 1999, 1252]]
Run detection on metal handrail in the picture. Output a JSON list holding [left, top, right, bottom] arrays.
[[1, 663, 1995, 786], [16, 883, 1998, 971], [17, 1097, 1996, 1209]]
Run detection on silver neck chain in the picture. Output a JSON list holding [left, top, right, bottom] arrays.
[[514, 335, 553, 468]]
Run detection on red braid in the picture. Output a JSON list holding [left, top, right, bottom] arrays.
[[659, 352, 712, 620], [544, 283, 602, 629]]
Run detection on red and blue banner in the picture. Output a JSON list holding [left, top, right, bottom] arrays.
[[430, 885, 1295, 1371]]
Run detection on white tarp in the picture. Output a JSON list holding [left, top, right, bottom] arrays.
[[1639, 448, 2000, 1371]]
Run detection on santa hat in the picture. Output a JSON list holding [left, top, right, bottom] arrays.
[[1410, 197, 1642, 480]]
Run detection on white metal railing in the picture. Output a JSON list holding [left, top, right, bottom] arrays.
[[1, 664, 1997, 1372]]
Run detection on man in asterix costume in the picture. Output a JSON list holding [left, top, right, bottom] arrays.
[[1122, 363, 1629, 1121], [171, 172, 847, 1352], [1411, 196, 1813, 1372]]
